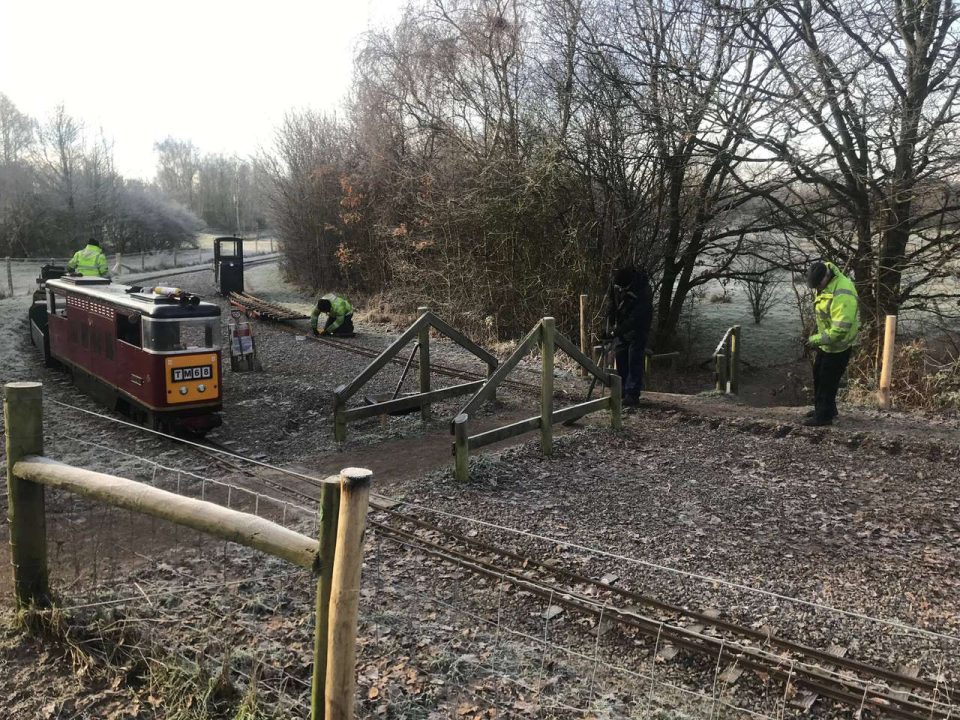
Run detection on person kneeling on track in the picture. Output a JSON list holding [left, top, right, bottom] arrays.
[[311, 293, 354, 337]]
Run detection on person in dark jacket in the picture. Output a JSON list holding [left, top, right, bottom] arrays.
[[607, 265, 654, 407]]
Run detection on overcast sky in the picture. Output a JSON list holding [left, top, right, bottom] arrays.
[[0, 0, 403, 180]]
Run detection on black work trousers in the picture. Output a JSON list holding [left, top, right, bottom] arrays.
[[813, 347, 851, 422], [615, 335, 648, 400], [325, 313, 354, 336]]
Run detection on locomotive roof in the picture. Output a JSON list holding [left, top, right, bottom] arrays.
[[45, 278, 221, 318]]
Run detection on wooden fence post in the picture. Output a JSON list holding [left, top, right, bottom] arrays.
[[325, 468, 372, 720], [878, 314, 897, 410], [311, 480, 342, 720], [579, 295, 588, 377], [333, 390, 347, 443], [593, 344, 604, 397], [418, 307, 431, 421], [609, 374, 622, 431], [729, 326, 741, 395], [3, 382, 49, 608], [541, 318, 554, 456], [716, 352, 728, 393], [454, 413, 469, 482], [173, 246, 178, 266], [140, 252, 146, 271], [6, 256, 13, 296]]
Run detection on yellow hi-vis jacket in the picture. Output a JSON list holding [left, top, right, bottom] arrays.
[[809, 261, 859, 353], [67, 244, 110, 277], [310, 293, 352, 332]]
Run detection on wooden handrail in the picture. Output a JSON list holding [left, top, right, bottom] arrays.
[[14, 455, 320, 569]]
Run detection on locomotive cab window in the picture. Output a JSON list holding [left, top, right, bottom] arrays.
[[117, 313, 142, 347], [48, 291, 66, 317], [142, 317, 220, 353]]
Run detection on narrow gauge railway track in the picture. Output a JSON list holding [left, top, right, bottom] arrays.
[[55, 404, 956, 720], [369, 510, 957, 720], [175, 442, 959, 720], [227, 292, 549, 398]]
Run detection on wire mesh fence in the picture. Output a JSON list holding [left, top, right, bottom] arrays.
[[1, 415, 323, 718]]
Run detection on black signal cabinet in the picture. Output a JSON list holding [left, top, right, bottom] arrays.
[[214, 237, 244, 295]]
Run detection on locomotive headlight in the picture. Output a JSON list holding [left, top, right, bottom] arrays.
[[197, 384, 206, 393], [179, 387, 188, 395]]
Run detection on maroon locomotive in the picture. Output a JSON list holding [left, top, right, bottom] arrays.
[[30, 270, 223, 435]]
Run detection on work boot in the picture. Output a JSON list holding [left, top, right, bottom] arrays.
[[623, 395, 640, 408], [804, 408, 838, 419], [802, 416, 833, 427]]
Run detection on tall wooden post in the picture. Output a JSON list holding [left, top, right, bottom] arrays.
[[332, 390, 347, 443], [454, 413, 469, 483], [140, 252, 146, 271], [878, 314, 897, 410], [325, 468, 372, 720], [729, 326, 741, 395], [541, 318, 554, 456], [418, 307, 431, 421], [716, 353, 728, 393], [311, 480, 342, 720], [6, 257, 13, 296], [4, 382, 49, 608], [609, 374, 622, 430], [579, 295, 588, 377]]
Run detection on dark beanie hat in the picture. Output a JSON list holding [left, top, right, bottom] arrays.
[[806, 261, 828, 288], [88, 237, 100, 247]]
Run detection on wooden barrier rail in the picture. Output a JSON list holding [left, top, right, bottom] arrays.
[[452, 317, 622, 482], [332, 309, 498, 443], [4, 381, 369, 720]]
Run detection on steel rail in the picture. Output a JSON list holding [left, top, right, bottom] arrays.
[[371, 518, 954, 720], [373, 505, 949, 698]]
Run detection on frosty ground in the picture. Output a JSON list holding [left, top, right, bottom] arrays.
[[0, 261, 958, 718]]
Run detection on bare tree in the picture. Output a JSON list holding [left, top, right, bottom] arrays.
[[574, 0, 784, 347], [0, 93, 35, 164], [741, 0, 960, 331], [736, 254, 784, 324], [154, 137, 200, 212]]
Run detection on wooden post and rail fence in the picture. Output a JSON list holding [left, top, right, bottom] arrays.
[[332, 308, 498, 443], [452, 316, 622, 482], [4, 381, 369, 720]]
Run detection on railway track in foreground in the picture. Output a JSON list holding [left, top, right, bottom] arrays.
[[181, 438, 959, 720]]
